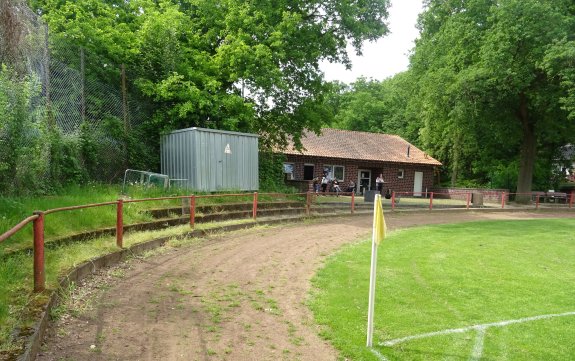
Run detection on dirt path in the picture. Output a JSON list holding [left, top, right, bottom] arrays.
[[36, 211, 575, 361]]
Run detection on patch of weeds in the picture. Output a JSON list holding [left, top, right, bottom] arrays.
[[206, 349, 217, 356], [109, 268, 126, 278], [290, 336, 305, 346], [265, 298, 281, 315], [148, 297, 161, 304], [205, 325, 219, 333], [243, 323, 252, 331], [251, 301, 264, 311], [57, 328, 70, 338], [96, 332, 106, 344]]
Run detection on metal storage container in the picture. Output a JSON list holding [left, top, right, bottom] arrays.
[[161, 127, 259, 192]]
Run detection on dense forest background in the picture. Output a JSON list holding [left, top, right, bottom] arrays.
[[1, 0, 575, 196]]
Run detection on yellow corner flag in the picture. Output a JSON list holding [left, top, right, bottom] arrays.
[[374, 194, 386, 245], [367, 193, 385, 347]]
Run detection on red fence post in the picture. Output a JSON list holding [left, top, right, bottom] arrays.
[[351, 191, 355, 214], [536, 195, 540, 209], [33, 211, 45, 293], [190, 195, 196, 228], [466, 193, 471, 210], [306, 192, 311, 216], [501, 192, 506, 209], [429, 192, 434, 211], [391, 192, 396, 211], [252, 192, 258, 220], [116, 199, 123, 248]]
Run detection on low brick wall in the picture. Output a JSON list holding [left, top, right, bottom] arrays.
[[431, 188, 509, 202]]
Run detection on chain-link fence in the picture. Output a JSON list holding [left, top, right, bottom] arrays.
[[0, 1, 153, 192]]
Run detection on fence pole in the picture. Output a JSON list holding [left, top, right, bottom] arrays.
[[466, 193, 471, 210], [116, 199, 123, 248], [501, 192, 506, 209], [252, 192, 258, 220], [429, 192, 434, 211], [391, 192, 396, 211], [190, 195, 196, 228], [306, 192, 311, 216], [33, 211, 45, 293], [351, 191, 355, 214], [570, 192, 573, 209], [536, 195, 540, 209]]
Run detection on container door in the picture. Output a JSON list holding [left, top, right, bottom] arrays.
[[414, 171, 423, 197]]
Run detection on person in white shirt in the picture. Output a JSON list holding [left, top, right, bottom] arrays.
[[376, 174, 384, 194]]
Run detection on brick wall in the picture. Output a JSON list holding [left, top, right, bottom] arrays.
[[284, 154, 437, 193], [431, 187, 509, 202]]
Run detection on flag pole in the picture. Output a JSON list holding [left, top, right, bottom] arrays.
[[366, 193, 381, 347]]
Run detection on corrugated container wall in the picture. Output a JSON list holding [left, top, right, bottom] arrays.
[[161, 127, 259, 192]]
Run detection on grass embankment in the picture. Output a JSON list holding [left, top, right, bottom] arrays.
[[310, 219, 575, 360], [0, 184, 303, 255], [0, 183, 304, 352]]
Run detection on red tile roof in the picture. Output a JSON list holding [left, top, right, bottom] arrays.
[[283, 128, 442, 166]]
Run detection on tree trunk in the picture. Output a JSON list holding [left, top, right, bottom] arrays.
[[450, 132, 461, 187], [515, 93, 536, 204]]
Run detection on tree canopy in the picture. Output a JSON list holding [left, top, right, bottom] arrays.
[[31, 0, 391, 149], [327, 0, 575, 193]]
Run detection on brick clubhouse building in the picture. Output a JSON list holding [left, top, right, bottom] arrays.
[[281, 128, 442, 195]]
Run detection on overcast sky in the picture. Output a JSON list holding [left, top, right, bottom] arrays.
[[320, 0, 425, 84]]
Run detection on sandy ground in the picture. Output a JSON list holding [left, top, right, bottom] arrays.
[[36, 210, 575, 361]]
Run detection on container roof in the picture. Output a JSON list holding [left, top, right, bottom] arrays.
[[167, 127, 259, 138]]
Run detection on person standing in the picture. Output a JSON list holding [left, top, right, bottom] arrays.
[[376, 173, 384, 194], [321, 175, 329, 193]]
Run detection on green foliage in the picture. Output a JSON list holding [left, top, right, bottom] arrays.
[[0, 66, 51, 195], [32, 0, 392, 152], [258, 151, 288, 192], [408, 0, 575, 192], [327, 74, 421, 144]]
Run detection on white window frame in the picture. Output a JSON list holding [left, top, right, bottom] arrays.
[[397, 169, 404, 179], [283, 163, 295, 180], [324, 165, 345, 181]]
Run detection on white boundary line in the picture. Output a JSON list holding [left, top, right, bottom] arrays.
[[368, 311, 575, 361]]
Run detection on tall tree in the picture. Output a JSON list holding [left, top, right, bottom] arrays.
[[412, 0, 575, 196], [31, 0, 391, 150]]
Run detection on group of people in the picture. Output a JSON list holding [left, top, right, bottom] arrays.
[[312, 175, 356, 196], [311, 173, 388, 197]]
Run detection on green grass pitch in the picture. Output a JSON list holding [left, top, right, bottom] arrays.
[[309, 219, 575, 360]]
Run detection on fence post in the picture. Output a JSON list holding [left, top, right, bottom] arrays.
[[391, 192, 396, 211], [535, 195, 540, 209], [351, 191, 355, 214], [252, 192, 258, 220], [190, 195, 196, 228], [501, 192, 506, 209], [466, 193, 471, 210], [33, 211, 45, 293], [116, 199, 123, 248], [306, 192, 311, 216], [570, 192, 573, 209], [429, 192, 434, 211]]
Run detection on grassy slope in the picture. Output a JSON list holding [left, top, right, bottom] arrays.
[[309, 219, 575, 360]]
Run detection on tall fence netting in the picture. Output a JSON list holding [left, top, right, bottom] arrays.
[[0, 1, 152, 192]]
